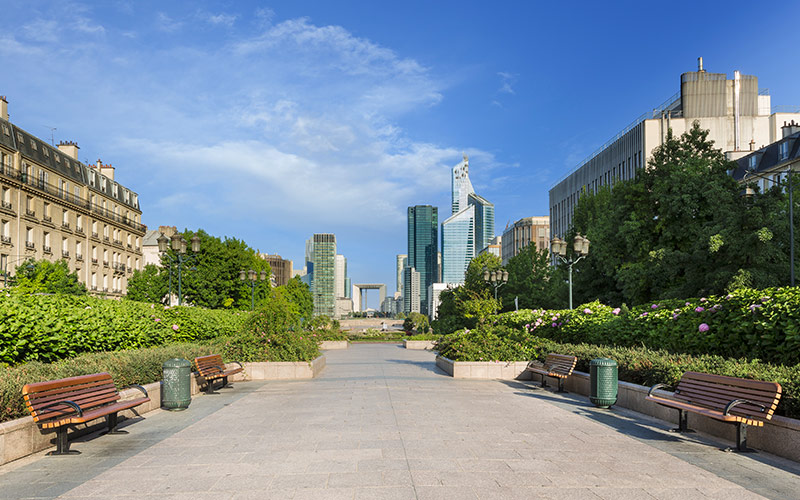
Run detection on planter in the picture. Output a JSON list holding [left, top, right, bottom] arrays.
[[403, 340, 436, 350], [435, 356, 532, 380], [319, 340, 348, 350], [0, 356, 325, 466]]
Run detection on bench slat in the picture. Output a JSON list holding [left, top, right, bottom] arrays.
[[676, 379, 781, 405]]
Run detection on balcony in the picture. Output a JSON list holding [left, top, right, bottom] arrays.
[[113, 239, 123, 246], [103, 287, 108, 292], [0, 200, 11, 210], [92, 231, 99, 238], [103, 260, 109, 267], [76, 253, 83, 261], [25, 241, 35, 249], [103, 236, 110, 242], [91, 285, 98, 291], [62, 250, 70, 258], [76, 226, 84, 234], [61, 222, 70, 230], [43, 245, 53, 254], [25, 209, 36, 217], [127, 243, 132, 249], [1, 235, 10, 244]]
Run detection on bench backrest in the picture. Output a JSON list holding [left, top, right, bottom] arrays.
[[194, 354, 225, 377], [22, 373, 120, 425], [544, 353, 577, 376], [674, 371, 782, 421]]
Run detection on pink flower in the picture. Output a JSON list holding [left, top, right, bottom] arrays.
[[583, 308, 592, 314], [172, 324, 179, 331], [154, 318, 161, 322], [639, 312, 648, 318], [695, 307, 704, 312], [552, 323, 557, 327], [672, 313, 679, 320], [700, 298, 707, 302], [651, 304, 659, 309], [698, 323, 709, 332], [725, 294, 732, 300], [612, 308, 621, 315], [685, 302, 691, 306]]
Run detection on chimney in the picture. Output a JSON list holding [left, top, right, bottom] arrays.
[[0, 96, 8, 121], [57, 140, 80, 160], [697, 56, 704, 72], [749, 139, 755, 151], [96, 159, 115, 181], [783, 120, 800, 138]]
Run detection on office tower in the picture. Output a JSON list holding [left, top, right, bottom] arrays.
[[402, 266, 420, 314], [261, 254, 293, 286], [407, 205, 438, 315], [301, 237, 314, 289], [501, 217, 550, 265], [550, 60, 800, 239], [469, 192, 495, 254], [396, 254, 407, 295], [311, 233, 336, 317], [334, 254, 347, 298]]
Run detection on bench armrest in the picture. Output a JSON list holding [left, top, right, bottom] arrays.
[[122, 384, 149, 398], [724, 399, 767, 416], [648, 383, 673, 397], [228, 361, 243, 370], [38, 399, 84, 418]]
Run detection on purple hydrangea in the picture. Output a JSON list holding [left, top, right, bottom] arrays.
[[583, 308, 592, 314], [651, 304, 659, 309], [699, 323, 709, 332], [695, 307, 705, 312]]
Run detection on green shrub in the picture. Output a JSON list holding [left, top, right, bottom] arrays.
[[435, 325, 546, 362], [0, 342, 222, 423], [225, 300, 320, 362], [405, 333, 439, 341]]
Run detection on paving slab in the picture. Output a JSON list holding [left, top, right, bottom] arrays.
[[1, 344, 799, 499]]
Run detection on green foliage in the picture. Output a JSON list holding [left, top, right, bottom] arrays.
[[280, 276, 313, 320], [304, 315, 347, 341], [405, 333, 439, 340], [126, 264, 167, 303], [11, 259, 86, 295], [403, 312, 430, 333], [0, 342, 221, 422], [463, 253, 502, 295], [435, 324, 546, 362], [501, 245, 567, 310], [0, 294, 248, 365]]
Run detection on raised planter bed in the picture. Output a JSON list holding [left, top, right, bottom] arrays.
[[404, 340, 436, 350], [436, 356, 532, 380], [319, 340, 348, 350], [0, 356, 325, 466]]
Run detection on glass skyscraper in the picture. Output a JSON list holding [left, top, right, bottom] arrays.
[[407, 205, 438, 315], [469, 192, 495, 254], [311, 233, 336, 317]]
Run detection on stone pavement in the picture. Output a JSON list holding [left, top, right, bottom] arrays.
[[1, 344, 799, 499]]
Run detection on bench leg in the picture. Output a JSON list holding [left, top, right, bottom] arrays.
[[104, 412, 128, 435], [556, 378, 567, 393], [669, 409, 694, 433], [205, 379, 219, 395], [540, 373, 547, 389], [47, 427, 80, 456], [222, 376, 232, 388], [724, 423, 756, 453]]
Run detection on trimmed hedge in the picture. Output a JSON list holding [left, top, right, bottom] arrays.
[[0, 295, 249, 366], [495, 287, 800, 366], [0, 342, 223, 423]]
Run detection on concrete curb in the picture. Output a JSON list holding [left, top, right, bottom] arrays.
[[319, 340, 348, 350], [0, 356, 325, 466], [435, 356, 532, 380], [403, 340, 436, 350]]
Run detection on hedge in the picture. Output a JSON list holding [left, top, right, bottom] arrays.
[[494, 287, 800, 366], [0, 295, 249, 366]]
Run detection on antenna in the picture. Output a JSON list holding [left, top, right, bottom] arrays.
[[44, 126, 57, 146]]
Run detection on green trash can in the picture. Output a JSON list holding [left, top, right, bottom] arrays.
[[162, 358, 192, 411], [590, 358, 618, 408]]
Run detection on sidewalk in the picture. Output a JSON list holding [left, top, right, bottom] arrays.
[[1, 344, 798, 499]]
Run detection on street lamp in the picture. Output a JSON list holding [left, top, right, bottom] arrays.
[[743, 168, 795, 286], [483, 268, 509, 314], [240, 268, 268, 310], [157, 233, 200, 306], [551, 234, 590, 309]]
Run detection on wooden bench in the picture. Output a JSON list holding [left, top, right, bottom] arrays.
[[22, 372, 149, 455], [525, 353, 578, 393], [193, 354, 243, 394], [646, 371, 782, 452]]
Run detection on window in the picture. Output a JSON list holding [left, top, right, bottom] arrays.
[[43, 232, 50, 251], [779, 142, 790, 161], [112, 184, 118, 197], [1, 187, 9, 206], [62, 237, 68, 252], [92, 220, 97, 234], [91, 272, 97, 288], [74, 186, 80, 203], [103, 225, 109, 238], [62, 210, 69, 225], [76, 214, 82, 231], [749, 155, 758, 169], [30, 140, 37, 151], [55, 154, 60, 163], [1, 220, 8, 239], [76, 241, 82, 255], [92, 246, 97, 259], [26, 196, 33, 212], [43, 147, 49, 158], [43, 202, 50, 219]]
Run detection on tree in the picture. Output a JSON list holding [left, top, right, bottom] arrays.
[[12, 259, 86, 295], [126, 264, 168, 303], [279, 276, 313, 321], [500, 245, 566, 310], [464, 253, 502, 296]]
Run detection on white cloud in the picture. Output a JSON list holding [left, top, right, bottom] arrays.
[[21, 19, 60, 43], [206, 13, 237, 27], [497, 72, 516, 95], [156, 12, 183, 33]]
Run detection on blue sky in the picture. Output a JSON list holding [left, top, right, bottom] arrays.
[[2, 1, 800, 308]]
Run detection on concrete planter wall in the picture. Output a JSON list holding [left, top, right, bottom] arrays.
[[0, 356, 325, 466], [319, 340, 348, 350], [404, 340, 436, 350], [436, 356, 532, 380], [561, 370, 800, 463]]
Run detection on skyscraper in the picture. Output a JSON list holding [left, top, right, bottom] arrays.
[[311, 233, 336, 317], [407, 205, 438, 315], [441, 155, 494, 284], [402, 266, 421, 313], [396, 254, 407, 295], [334, 254, 347, 298]]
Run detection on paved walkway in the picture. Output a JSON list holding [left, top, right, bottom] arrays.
[[1, 344, 799, 499]]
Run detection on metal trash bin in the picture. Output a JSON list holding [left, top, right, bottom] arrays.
[[162, 358, 192, 411], [589, 358, 618, 408]]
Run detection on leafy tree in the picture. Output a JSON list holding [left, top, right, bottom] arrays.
[[11, 259, 86, 295], [500, 245, 567, 310], [279, 276, 313, 321], [464, 253, 502, 296], [126, 264, 168, 303]]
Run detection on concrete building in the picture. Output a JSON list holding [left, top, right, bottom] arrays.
[[480, 235, 502, 258], [334, 254, 347, 298], [501, 217, 550, 265], [335, 297, 353, 318], [732, 121, 800, 190], [261, 253, 293, 287], [549, 60, 800, 239], [407, 205, 438, 315], [441, 155, 494, 285], [427, 282, 448, 320], [396, 254, 407, 295], [0, 96, 145, 295], [352, 283, 387, 314], [402, 266, 420, 314], [311, 233, 336, 317]]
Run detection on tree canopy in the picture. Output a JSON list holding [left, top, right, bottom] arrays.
[[10, 259, 87, 295]]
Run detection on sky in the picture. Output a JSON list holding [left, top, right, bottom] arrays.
[[2, 1, 800, 309]]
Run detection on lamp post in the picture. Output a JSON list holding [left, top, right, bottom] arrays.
[[743, 168, 795, 286], [483, 268, 509, 314], [157, 233, 200, 306], [240, 269, 268, 310], [551, 234, 590, 310]]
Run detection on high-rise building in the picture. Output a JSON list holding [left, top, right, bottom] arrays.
[[441, 155, 494, 285], [427, 282, 449, 320], [311, 233, 336, 317], [407, 206, 438, 314], [334, 254, 347, 298], [261, 254, 293, 287], [501, 217, 550, 265], [0, 96, 146, 295], [396, 254, 407, 295], [402, 266, 420, 314], [549, 60, 800, 239], [301, 237, 314, 289]]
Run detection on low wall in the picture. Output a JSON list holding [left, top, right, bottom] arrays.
[[560, 370, 800, 463], [0, 357, 325, 466], [319, 341, 348, 350], [404, 340, 436, 350], [436, 356, 532, 380]]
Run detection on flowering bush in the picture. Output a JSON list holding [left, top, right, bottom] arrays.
[[435, 325, 545, 362]]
